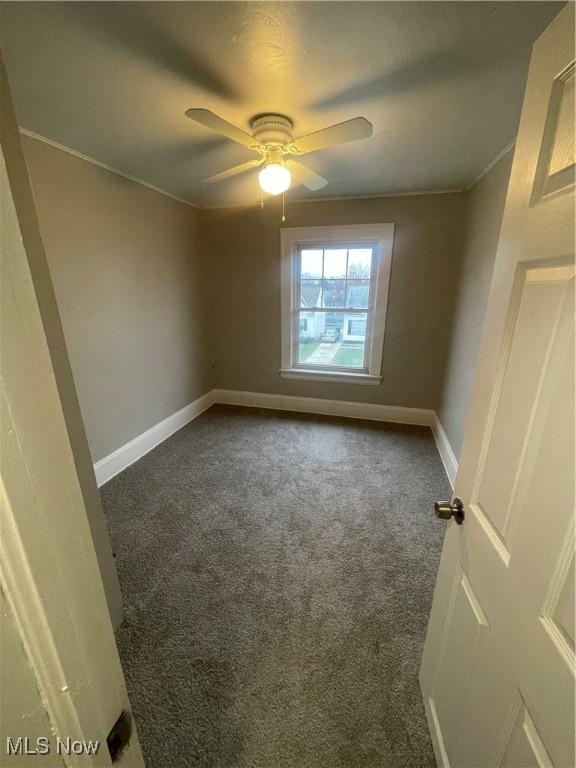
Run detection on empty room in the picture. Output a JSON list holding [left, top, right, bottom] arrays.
[[1, 2, 574, 766]]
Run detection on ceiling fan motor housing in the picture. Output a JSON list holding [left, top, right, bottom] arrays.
[[250, 114, 294, 147]]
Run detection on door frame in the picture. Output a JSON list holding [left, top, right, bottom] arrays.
[[1, 55, 143, 765]]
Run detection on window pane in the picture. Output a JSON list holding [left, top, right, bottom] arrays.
[[300, 279, 322, 308], [346, 280, 370, 308], [323, 249, 347, 278], [322, 279, 346, 308], [297, 311, 366, 369], [347, 248, 372, 278], [300, 249, 323, 278]]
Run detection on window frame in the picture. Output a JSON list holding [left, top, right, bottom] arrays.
[[280, 224, 394, 385]]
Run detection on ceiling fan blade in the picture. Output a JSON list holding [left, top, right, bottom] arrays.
[[293, 117, 373, 154], [288, 160, 329, 191], [186, 108, 261, 149], [202, 160, 262, 184]]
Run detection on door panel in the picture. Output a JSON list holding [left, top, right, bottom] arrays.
[[501, 704, 553, 768], [431, 569, 489, 751], [475, 266, 572, 547], [547, 545, 574, 656], [532, 62, 575, 203], [429, 567, 494, 765], [420, 5, 575, 767], [510, 322, 574, 768]]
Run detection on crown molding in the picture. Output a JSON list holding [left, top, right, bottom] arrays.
[[202, 187, 465, 211], [464, 140, 516, 192], [19, 128, 199, 209], [20, 127, 516, 211]]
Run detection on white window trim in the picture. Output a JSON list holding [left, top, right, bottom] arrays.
[[280, 223, 394, 384]]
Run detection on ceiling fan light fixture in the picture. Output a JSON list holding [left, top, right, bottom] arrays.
[[187, 110, 372, 195], [258, 163, 292, 196]]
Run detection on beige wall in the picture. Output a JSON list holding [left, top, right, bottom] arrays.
[[204, 193, 466, 409], [22, 134, 509, 467], [437, 150, 513, 458], [22, 136, 212, 462]]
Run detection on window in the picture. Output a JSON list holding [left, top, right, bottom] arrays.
[[347, 318, 366, 337], [280, 224, 394, 384]]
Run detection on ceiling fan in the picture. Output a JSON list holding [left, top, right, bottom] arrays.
[[185, 109, 373, 196]]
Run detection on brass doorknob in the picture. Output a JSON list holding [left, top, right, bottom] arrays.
[[435, 497, 465, 525]]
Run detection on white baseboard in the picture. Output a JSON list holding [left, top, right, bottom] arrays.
[[94, 388, 455, 488], [93, 391, 215, 486], [213, 388, 435, 427], [431, 416, 458, 488]]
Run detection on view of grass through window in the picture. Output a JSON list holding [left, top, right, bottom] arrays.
[[298, 246, 373, 369]]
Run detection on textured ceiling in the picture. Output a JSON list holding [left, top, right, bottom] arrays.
[[0, 1, 563, 207]]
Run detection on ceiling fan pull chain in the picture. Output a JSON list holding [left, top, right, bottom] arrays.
[[282, 191, 286, 222]]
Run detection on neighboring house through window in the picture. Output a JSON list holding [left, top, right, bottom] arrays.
[[280, 224, 394, 384]]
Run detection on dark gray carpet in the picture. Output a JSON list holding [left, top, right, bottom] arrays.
[[101, 405, 449, 768]]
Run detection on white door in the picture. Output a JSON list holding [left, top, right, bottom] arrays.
[[420, 6, 575, 768], [1, 59, 143, 765]]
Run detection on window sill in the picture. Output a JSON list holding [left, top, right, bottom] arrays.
[[279, 368, 382, 385]]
